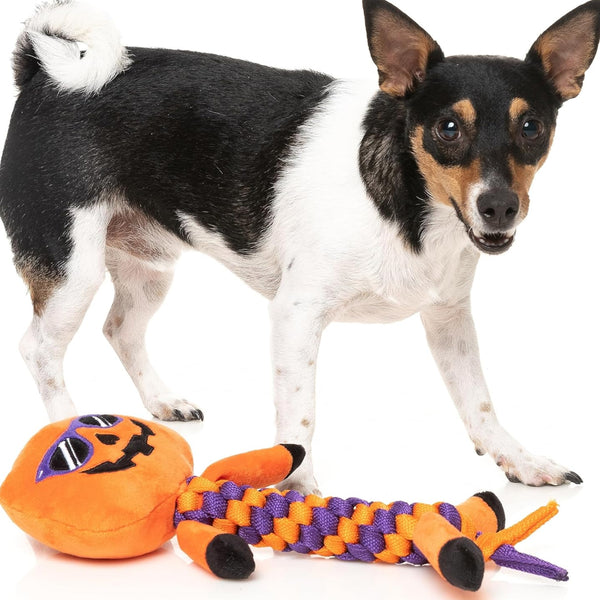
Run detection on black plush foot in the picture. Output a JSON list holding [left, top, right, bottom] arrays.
[[280, 444, 306, 478], [474, 491, 505, 530], [205, 534, 255, 580], [438, 538, 485, 592]]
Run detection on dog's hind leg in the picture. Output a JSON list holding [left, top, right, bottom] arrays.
[[103, 245, 203, 422], [18, 205, 110, 421]]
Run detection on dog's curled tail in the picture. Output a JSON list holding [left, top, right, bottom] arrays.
[[13, 0, 131, 95]]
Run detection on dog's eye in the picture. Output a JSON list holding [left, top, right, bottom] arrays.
[[522, 119, 543, 140], [436, 119, 461, 142]]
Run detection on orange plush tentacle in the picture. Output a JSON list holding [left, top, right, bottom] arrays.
[[201, 444, 305, 488], [412, 492, 506, 590], [457, 492, 505, 534], [413, 511, 485, 592], [176, 520, 255, 579]]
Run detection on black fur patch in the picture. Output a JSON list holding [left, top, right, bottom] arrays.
[[12, 33, 41, 90], [359, 92, 430, 252], [0, 47, 333, 275]]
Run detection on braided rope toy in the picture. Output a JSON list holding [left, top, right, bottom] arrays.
[[1, 415, 568, 592], [174, 476, 567, 590]]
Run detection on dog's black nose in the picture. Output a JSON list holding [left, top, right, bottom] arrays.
[[476, 189, 519, 230]]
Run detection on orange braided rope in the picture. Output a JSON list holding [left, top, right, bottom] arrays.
[[476, 501, 559, 559], [174, 476, 564, 575]]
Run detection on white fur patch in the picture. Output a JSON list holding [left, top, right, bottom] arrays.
[[466, 180, 490, 230], [22, 0, 130, 94], [20, 203, 110, 421], [177, 212, 281, 298]]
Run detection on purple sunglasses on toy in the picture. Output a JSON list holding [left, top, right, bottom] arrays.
[[36, 415, 122, 482]]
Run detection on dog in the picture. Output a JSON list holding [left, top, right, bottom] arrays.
[[1, 0, 598, 493]]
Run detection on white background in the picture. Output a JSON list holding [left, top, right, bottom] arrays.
[[0, 1, 598, 599]]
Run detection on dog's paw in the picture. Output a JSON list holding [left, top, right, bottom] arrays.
[[146, 395, 204, 422], [494, 451, 582, 486]]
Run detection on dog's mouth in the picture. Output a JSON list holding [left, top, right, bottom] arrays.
[[468, 230, 515, 254], [451, 199, 515, 255]]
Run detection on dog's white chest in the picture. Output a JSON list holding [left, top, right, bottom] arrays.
[[334, 238, 479, 323]]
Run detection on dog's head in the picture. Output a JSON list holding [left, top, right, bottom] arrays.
[[363, 0, 600, 254]]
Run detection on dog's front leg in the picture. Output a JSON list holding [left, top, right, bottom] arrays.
[[421, 298, 581, 486], [269, 288, 327, 496]]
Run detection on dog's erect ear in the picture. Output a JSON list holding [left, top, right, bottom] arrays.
[[526, 1, 600, 101], [363, 0, 443, 97]]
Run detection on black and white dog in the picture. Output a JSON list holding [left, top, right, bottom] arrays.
[[1, 0, 598, 492]]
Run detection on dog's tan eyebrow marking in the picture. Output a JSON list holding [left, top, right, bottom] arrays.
[[509, 98, 530, 121], [452, 99, 477, 125], [508, 156, 540, 222]]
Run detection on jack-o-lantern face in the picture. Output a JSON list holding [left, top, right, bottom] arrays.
[[36, 415, 156, 481], [0, 414, 194, 559]]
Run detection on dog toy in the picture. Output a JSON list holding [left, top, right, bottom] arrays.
[[0, 415, 568, 591]]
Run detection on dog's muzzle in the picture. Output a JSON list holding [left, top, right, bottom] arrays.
[[451, 195, 517, 255]]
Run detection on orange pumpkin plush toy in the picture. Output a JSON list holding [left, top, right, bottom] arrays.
[[2, 415, 192, 560], [0, 414, 569, 590]]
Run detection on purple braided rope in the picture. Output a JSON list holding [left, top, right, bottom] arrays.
[[490, 544, 569, 581], [173, 481, 567, 580], [173, 481, 455, 565]]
